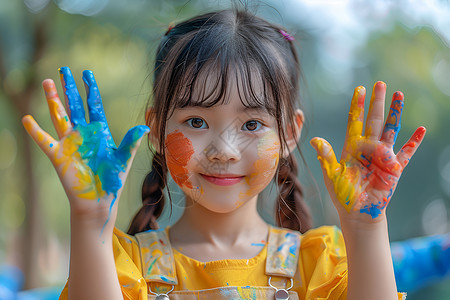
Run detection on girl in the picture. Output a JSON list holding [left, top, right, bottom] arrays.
[[22, 9, 425, 300]]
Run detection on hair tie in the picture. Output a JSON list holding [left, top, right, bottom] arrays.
[[280, 29, 294, 41], [165, 22, 175, 36]]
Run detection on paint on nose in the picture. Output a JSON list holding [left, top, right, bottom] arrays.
[[165, 130, 194, 188]]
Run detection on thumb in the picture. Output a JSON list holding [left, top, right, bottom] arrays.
[[116, 125, 150, 165], [310, 137, 341, 180]]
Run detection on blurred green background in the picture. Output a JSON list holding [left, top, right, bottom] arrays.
[[0, 0, 449, 298]]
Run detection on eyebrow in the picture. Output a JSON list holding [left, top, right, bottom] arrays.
[[178, 101, 270, 114]]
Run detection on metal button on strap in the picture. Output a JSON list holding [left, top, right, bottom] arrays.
[[149, 285, 174, 300], [274, 289, 290, 300], [268, 277, 293, 300]]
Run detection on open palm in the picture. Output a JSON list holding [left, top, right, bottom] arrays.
[[22, 67, 149, 231], [311, 82, 425, 222]]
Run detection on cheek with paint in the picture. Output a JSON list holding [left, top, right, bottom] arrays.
[[165, 130, 195, 189], [241, 131, 280, 197]]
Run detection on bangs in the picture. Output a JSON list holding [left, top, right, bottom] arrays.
[[173, 57, 276, 115], [152, 9, 301, 155]]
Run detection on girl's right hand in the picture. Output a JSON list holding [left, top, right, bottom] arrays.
[[22, 67, 149, 233]]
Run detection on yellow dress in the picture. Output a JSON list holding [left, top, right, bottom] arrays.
[[59, 225, 406, 299]]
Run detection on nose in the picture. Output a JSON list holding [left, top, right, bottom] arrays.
[[204, 130, 242, 162]]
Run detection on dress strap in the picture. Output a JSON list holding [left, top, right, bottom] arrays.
[[265, 226, 302, 278], [135, 229, 178, 285]]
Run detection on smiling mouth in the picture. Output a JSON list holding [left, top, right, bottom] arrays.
[[200, 174, 245, 186]]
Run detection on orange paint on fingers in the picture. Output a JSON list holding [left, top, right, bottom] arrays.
[[397, 126, 426, 168]]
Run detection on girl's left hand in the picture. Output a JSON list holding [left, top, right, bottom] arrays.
[[311, 81, 426, 223]]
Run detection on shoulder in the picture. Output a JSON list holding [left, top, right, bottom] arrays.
[[301, 225, 345, 253], [295, 226, 348, 299], [113, 227, 140, 252]]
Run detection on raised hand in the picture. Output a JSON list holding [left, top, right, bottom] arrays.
[[310, 82, 425, 223], [22, 67, 149, 233]]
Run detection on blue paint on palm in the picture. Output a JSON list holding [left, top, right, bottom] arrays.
[[77, 123, 149, 195]]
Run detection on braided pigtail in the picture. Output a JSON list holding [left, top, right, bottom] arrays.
[[276, 154, 312, 234], [127, 152, 166, 235]]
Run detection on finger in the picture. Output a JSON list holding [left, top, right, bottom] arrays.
[[59, 67, 87, 127], [364, 81, 386, 139], [345, 86, 366, 141], [396, 126, 426, 169], [43, 79, 72, 138], [116, 125, 150, 166], [82, 70, 116, 148], [380, 91, 404, 145], [82, 70, 108, 124], [22, 115, 58, 158], [311, 137, 356, 212], [310, 137, 341, 180]]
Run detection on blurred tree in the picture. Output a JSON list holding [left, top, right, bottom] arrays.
[[0, 1, 54, 289]]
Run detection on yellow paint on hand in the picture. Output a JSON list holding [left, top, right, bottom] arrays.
[[311, 138, 357, 212], [48, 99, 70, 135]]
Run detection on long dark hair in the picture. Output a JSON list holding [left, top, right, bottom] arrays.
[[127, 8, 312, 235]]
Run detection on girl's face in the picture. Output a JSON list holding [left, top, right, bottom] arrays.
[[164, 75, 282, 213]]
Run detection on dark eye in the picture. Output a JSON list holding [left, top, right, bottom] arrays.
[[187, 117, 208, 129], [242, 120, 262, 131]]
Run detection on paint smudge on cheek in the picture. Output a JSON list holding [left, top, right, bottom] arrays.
[[165, 130, 194, 189], [241, 131, 280, 197]]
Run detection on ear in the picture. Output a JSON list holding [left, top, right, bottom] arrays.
[[283, 109, 304, 157], [145, 107, 160, 151]]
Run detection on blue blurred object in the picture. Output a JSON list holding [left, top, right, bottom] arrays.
[[392, 233, 450, 293], [17, 287, 62, 300], [0, 264, 62, 300], [0, 264, 23, 300]]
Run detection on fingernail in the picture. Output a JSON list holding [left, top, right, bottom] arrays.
[[393, 91, 404, 100], [59, 66, 71, 76], [414, 126, 426, 142], [138, 125, 151, 137], [82, 70, 95, 85], [59, 67, 76, 89], [310, 138, 321, 152], [375, 81, 386, 87]]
